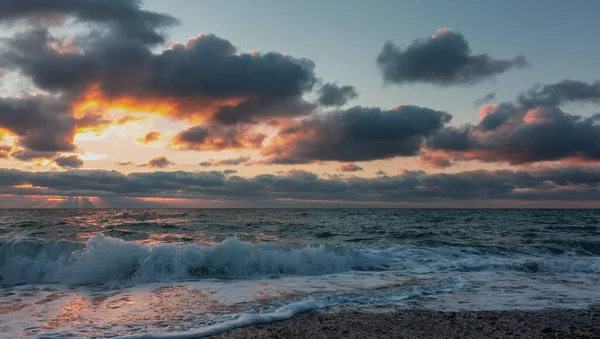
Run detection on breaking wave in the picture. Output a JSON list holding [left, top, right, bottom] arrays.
[[0, 235, 390, 286], [1, 234, 598, 287]]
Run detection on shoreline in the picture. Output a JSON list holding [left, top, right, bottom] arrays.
[[212, 307, 600, 338]]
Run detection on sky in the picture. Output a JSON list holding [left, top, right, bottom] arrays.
[[0, 0, 599, 208]]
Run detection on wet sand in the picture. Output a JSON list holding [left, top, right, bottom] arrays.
[[213, 307, 600, 338]]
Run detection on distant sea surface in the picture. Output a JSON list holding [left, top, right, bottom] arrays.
[[1, 209, 599, 338]]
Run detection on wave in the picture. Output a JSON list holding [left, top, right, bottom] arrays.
[[0, 235, 390, 286], [1, 235, 598, 287]]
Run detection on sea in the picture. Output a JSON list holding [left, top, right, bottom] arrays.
[[1, 209, 599, 338]]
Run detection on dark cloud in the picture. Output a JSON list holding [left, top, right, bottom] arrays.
[[0, 0, 178, 45], [198, 156, 251, 167], [54, 154, 83, 168], [210, 96, 316, 125], [0, 93, 110, 157], [427, 80, 600, 164], [317, 83, 358, 107], [213, 156, 251, 166], [375, 170, 387, 176], [144, 155, 172, 168], [223, 169, 237, 175], [0, 166, 598, 203], [474, 92, 496, 107], [517, 80, 600, 108], [263, 105, 452, 164], [338, 163, 364, 172], [1, 31, 318, 125], [117, 161, 134, 166], [0, 95, 75, 153], [377, 29, 528, 86], [0, 1, 322, 158], [9, 149, 57, 161], [137, 131, 161, 144], [426, 126, 473, 151], [171, 124, 266, 151]]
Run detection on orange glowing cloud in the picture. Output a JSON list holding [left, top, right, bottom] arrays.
[[479, 104, 499, 120], [72, 84, 248, 124], [137, 131, 162, 144], [523, 107, 555, 124]]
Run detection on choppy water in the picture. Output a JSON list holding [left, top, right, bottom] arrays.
[[1, 209, 599, 338]]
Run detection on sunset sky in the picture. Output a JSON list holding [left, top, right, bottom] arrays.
[[0, 0, 600, 207]]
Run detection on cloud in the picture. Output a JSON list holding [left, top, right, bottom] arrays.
[[516, 80, 600, 108], [54, 154, 83, 168], [117, 161, 134, 166], [0, 0, 178, 45], [474, 92, 496, 107], [137, 131, 161, 144], [199, 156, 251, 167], [0, 95, 74, 153], [375, 170, 387, 176], [377, 29, 528, 86], [427, 80, 600, 164], [317, 83, 358, 107], [223, 169, 237, 175], [144, 155, 173, 168], [10, 149, 58, 161], [171, 124, 266, 151], [0, 1, 323, 159], [209, 96, 316, 125], [418, 152, 452, 168], [0, 31, 318, 125], [0, 145, 13, 158], [338, 163, 364, 172], [263, 105, 452, 164], [0, 165, 598, 204], [0, 94, 113, 157]]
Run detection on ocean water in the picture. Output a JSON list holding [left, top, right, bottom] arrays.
[[1, 209, 599, 338]]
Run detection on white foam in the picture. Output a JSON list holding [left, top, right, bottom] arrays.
[[0, 272, 465, 338], [122, 299, 324, 339]]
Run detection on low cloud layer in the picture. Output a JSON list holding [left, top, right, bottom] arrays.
[[377, 29, 528, 86], [1, 166, 599, 204]]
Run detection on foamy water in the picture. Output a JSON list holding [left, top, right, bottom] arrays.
[[0, 209, 599, 337]]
